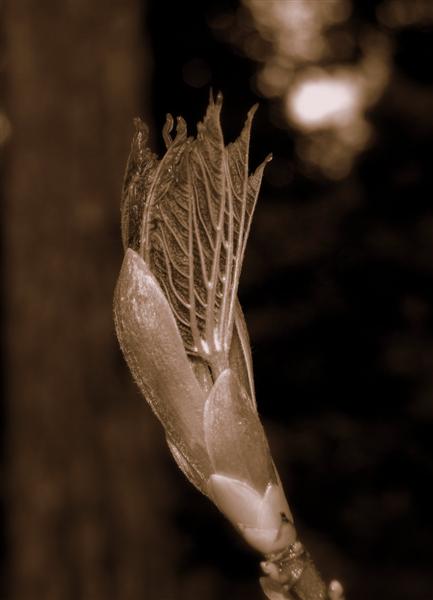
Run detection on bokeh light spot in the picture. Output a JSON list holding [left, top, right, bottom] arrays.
[[288, 73, 361, 130]]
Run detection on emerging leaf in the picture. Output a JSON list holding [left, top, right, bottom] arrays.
[[121, 120, 158, 252], [122, 92, 270, 383]]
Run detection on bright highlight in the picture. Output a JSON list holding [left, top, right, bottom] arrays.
[[288, 75, 360, 129]]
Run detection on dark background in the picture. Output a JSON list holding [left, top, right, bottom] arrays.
[[2, 1, 433, 599]]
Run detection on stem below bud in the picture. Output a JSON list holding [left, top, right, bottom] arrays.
[[260, 541, 328, 600]]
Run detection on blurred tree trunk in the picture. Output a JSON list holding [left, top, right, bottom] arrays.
[[4, 2, 180, 599]]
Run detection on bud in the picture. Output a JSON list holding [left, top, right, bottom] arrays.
[[113, 95, 332, 600], [114, 249, 296, 551]]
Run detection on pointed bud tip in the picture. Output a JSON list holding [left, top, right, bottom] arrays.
[[248, 103, 259, 119], [124, 246, 140, 264], [115, 249, 144, 298], [133, 118, 149, 140], [133, 116, 145, 129], [176, 115, 187, 134]]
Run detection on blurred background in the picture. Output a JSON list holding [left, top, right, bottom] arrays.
[[1, 1, 433, 599]]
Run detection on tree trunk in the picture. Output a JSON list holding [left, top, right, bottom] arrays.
[[4, 2, 180, 599]]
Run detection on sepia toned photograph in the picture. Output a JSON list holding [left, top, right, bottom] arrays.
[[1, 1, 432, 599]]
